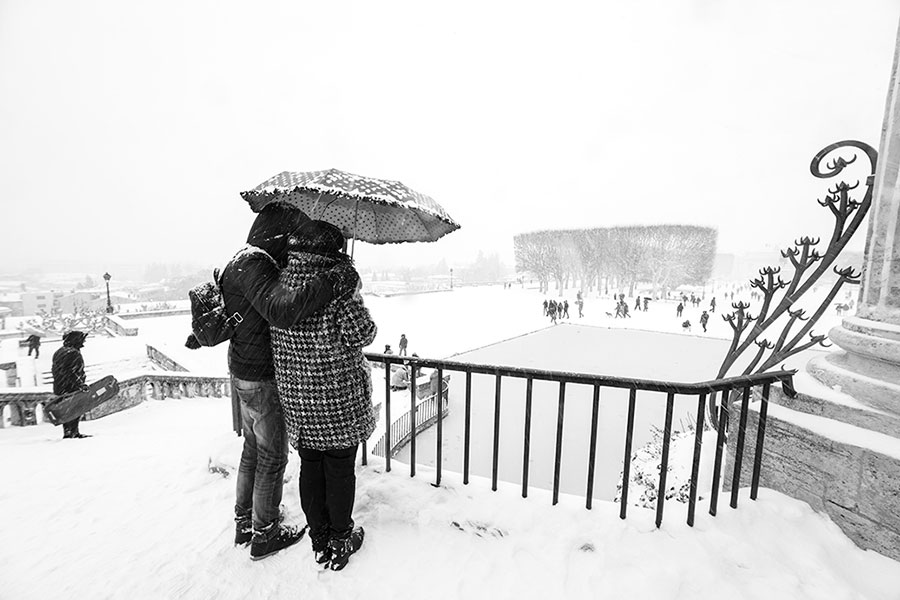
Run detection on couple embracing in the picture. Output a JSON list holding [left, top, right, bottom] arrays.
[[218, 204, 375, 571]]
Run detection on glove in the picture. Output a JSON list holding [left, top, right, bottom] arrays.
[[326, 262, 361, 300], [185, 333, 201, 350]]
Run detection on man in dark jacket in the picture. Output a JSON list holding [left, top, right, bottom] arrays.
[[26, 334, 41, 358], [51, 330, 89, 439], [221, 203, 359, 561]]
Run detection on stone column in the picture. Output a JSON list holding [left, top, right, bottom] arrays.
[[807, 21, 900, 414]]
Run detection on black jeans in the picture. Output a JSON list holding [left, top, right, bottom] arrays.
[[298, 445, 358, 541], [62, 419, 79, 437]]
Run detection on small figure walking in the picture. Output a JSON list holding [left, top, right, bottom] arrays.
[[398, 334, 408, 356], [634, 296, 642, 312], [26, 334, 41, 359], [576, 290, 584, 318], [542, 299, 548, 316], [643, 297, 650, 312], [700, 310, 710, 333], [562, 300, 570, 319], [548, 300, 558, 324], [710, 297, 717, 313], [676, 302, 684, 318]]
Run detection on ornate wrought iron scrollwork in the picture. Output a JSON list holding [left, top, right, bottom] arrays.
[[709, 140, 877, 430]]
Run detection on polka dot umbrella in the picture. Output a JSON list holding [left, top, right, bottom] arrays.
[[240, 169, 461, 255]]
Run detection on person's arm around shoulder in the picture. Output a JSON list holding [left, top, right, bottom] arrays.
[[239, 254, 335, 328], [337, 287, 377, 349]]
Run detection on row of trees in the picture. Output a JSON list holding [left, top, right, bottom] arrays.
[[514, 225, 717, 296]]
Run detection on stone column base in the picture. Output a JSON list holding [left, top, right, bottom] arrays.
[[806, 317, 900, 416]]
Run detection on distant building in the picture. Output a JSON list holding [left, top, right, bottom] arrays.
[[0, 294, 24, 317], [21, 290, 132, 315]]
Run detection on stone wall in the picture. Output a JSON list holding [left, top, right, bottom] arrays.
[[725, 387, 900, 561]]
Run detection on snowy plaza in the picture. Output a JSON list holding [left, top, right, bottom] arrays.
[[4, 0, 900, 598], [3, 285, 900, 599]]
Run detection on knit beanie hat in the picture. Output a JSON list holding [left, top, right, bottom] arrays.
[[291, 220, 346, 257]]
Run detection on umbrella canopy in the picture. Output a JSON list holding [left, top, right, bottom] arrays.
[[240, 169, 460, 245]]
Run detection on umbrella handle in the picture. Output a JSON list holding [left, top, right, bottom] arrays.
[[351, 199, 359, 259]]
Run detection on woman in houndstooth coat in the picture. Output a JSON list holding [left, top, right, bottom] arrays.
[[270, 219, 375, 568]]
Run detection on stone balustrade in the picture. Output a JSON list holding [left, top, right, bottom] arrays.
[[0, 372, 230, 427]]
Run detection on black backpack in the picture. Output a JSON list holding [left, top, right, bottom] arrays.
[[187, 267, 243, 347]]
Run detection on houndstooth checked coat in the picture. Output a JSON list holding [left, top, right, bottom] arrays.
[[271, 251, 377, 451]]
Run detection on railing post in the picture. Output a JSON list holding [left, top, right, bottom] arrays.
[[522, 377, 533, 498], [687, 393, 707, 527], [409, 364, 417, 478], [435, 367, 444, 487], [619, 388, 637, 519], [750, 383, 771, 500], [384, 361, 392, 473], [585, 384, 601, 510], [656, 391, 675, 528], [491, 373, 502, 492], [730, 386, 752, 508], [709, 387, 731, 516], [463, 370, 472, 485], [552, 381, 566, 506]]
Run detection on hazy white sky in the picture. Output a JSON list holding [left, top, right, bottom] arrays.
[[1, 0, 898, 274]]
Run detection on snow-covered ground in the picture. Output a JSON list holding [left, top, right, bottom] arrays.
[[4, 282, 895, 599], [3, 398, 899, 600]]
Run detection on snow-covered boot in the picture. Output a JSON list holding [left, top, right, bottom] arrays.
[[234, 515, 253, 546], [250, 523, 306, 561], [310, 528, 331, 565], [328, 526, 364, 571]]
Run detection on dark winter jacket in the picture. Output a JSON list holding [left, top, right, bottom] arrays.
[[271, 251, 377, 451], [220, 245, 335, 381], [52, 343, 86, 395], [26, 335, 41, 348]]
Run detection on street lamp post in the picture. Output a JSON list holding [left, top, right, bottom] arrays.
[[103, 272, 113, 313], [450, 268, 454, 290]]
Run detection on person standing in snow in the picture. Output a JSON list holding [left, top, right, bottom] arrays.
[[548, 300, 558, 324], [271, 220, 374, 571], [634, 296, 641, 312], [576, 290, 584, 318], [542, 299, 548, 316], [700, 310, 710, 332], [218, 204, 352, 561], [562, 299, 570, 319], [26, 334, 41, 358], [676, 302, 684, 318], [51, 330, 89, 439], [710, 297, 717, 313], [643, 297, 650, 311], [398, 333, 408, 356]]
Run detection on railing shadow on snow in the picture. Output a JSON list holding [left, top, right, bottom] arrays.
[[361, 352, 795, 528]]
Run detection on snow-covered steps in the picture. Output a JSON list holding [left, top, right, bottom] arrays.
[[764, 371, 900, 439], [726, 387, 900, 562]]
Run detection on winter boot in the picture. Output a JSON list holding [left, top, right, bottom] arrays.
[[234, 515, 253, 546], [310, 528, 331, 565], [250, 524, 306, 561], [236, 510, 285, 546], [328, 526, 365, 571]]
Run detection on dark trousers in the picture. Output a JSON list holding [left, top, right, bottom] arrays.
[[298, 445, 358, 541], [62, 419, 79, 437], [28, 346, 39, 358]]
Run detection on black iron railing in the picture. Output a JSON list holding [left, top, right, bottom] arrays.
[[362, 352, 794, 528], [372, 378, 449, 458]]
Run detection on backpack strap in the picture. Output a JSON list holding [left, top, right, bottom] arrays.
[[217, 245, 277, 331]]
